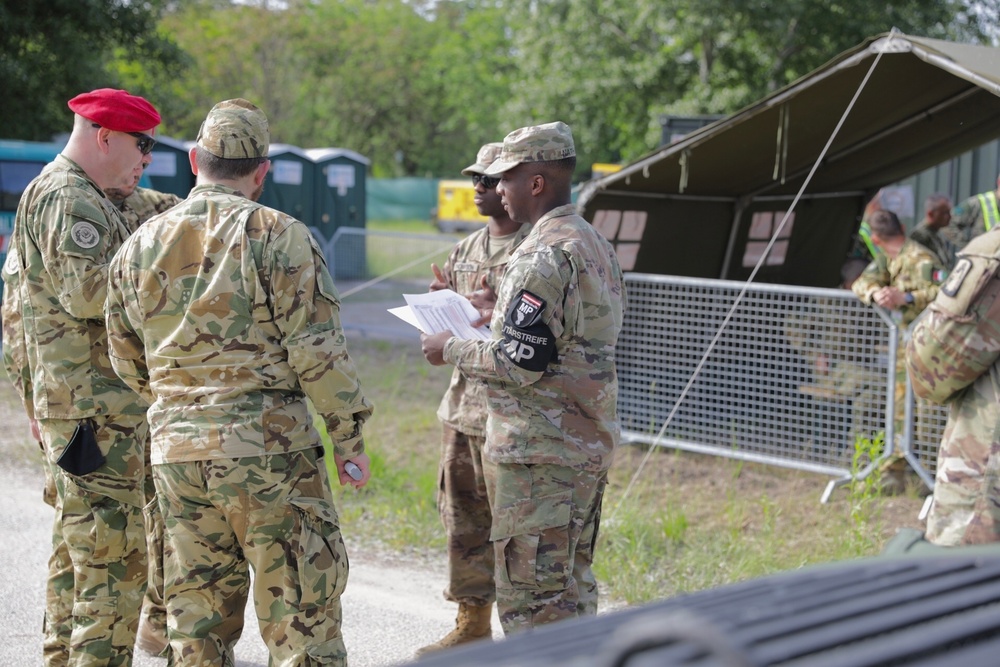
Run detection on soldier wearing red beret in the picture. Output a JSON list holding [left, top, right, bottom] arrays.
[[0, 88, 164, 665]]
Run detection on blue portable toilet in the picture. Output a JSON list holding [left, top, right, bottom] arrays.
[[306, 148, 370, 279], [258, 144, 315, 226], [145, 136, 195, 199], [306, 148, 369, 239]]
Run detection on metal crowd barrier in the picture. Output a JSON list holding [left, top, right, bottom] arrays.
[[620, 273, 949, 501]]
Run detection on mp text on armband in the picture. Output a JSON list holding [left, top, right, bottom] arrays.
[[501, 290, 556, 371]]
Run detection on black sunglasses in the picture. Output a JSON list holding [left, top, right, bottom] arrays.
[[472, 173, 500, 189], [92, 123, 157, 155], [127, 131, 157, 156]]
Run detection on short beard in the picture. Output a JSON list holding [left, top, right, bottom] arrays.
[[249, 182, 265, 202]]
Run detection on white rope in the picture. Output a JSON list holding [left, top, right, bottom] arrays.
[[338, 244, 453, 299], [610, 30, 901, 519]]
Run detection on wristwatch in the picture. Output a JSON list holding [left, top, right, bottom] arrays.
[[904, 292, 914, 305]]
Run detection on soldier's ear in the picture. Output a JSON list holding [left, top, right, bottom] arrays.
[[96, 127, 113, 155], [530, 173, 545, 196], [254, 159, 270, 186]]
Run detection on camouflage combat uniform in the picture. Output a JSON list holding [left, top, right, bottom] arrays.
[[106, 182, 372, 666], [907, 228, 1000, 545], [445, 204, 626, 634], [117, 186, 182, 231], [436, 224, 527, 608], [113, 185, 182, 654], [910, 221, 956, 271], [945, 189, 999, 249], [852, 238, 948, 437], [784, 297, 884, 457], [1, 154, 149, 666]]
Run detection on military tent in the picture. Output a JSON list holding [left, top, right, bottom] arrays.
[[578, 32, 1000, 287]]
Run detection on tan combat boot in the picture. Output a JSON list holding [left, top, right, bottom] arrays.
[[415, 603, 493, 658]]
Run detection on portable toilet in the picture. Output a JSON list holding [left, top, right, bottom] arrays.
[[306, 148, 370, 279], [145, 136, 195, 199], [258, 143, 315, 226]]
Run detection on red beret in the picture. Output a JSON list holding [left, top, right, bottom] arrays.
[[67, 88, 161, 133]]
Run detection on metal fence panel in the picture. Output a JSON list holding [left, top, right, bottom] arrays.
[[620, 273, 948, 489]]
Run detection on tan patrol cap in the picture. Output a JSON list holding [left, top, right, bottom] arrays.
[[461, 142, 503, 176], [196, 98, 269, 159], [484, 121, 575, 175]]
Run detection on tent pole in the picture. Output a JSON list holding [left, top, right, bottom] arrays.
[[719, 197, 749, 279]]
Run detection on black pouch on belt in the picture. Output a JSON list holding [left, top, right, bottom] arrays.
[[55, 419, 105, 476]]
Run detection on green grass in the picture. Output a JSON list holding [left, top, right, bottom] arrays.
[[317, 340, 451, 552], [312, 338, 925, 606], [355, 219, 466, 284], [367, 218, 442, 235]]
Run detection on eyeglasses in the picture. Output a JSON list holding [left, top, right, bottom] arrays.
[[127, 132, 157, 156], [472, 173, 500, 189], [91, 123, 157, 155]]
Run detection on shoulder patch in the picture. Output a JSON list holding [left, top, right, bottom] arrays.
[[3, 248, 18, 275], [70, 221, 101, 249], [941, 258, 971, 297], [501, 290, 556, 371]]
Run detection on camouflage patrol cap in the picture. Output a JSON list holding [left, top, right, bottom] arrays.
[[484, 121, 575, 175], [196, 98, 269, 159], [461, 142, 504, 176]]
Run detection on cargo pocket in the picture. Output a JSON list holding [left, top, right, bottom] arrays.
[[290, 496, 348, 608], [491, 491, 571, 591], [92, 501, 130, 563]]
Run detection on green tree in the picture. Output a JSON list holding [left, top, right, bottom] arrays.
[[0, 0, 185, 140], [504, 0, 994, 169], [156, 0, 307, 141], [293, 0, 476, 176]]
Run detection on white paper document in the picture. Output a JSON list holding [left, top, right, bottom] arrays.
[[388, 289, 492, 340]]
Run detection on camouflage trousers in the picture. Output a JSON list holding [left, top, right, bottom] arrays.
[[926, 427, 1000, 546], [40, 413, 149, 667], [154, 447, 350, 666], [437, 425, 494, 607], [483, 461, 606, 635], [141, 454, 169, 648]]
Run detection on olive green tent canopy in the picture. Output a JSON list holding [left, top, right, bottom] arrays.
[[579, 32, 1000, 287]]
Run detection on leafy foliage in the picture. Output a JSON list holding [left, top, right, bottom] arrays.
[[3, 0, 997, 173], [0, 0, 185, 140]]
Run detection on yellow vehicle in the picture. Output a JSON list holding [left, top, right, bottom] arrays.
[[434, 179, 488, 232], [591, 163, 623, 179]]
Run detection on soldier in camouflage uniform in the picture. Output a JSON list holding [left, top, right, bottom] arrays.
[[416, 143, 527, 657], [907, 227, 1000, 545], [945, 174, 1000, 249], [105, 184, 182, 658], [421, 122, 626, 635], [105, 98, 373, 667], [852, 209, 948, 492], [0, 88, 160, 666], [909, 193, 956, 270], [108, 185, 183, 231]]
